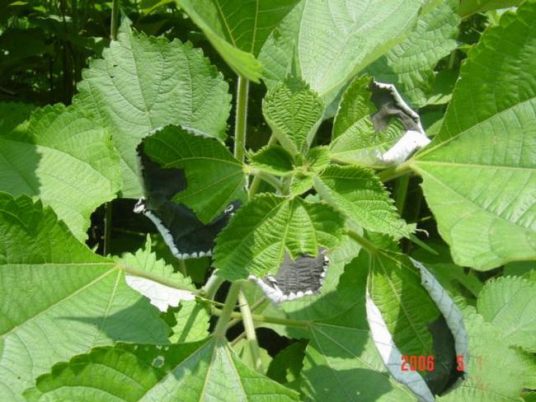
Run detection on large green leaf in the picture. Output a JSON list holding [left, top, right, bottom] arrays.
[[265, 0, 422, 100], [314, 165, 414, 239], [411, 2, 536, 270], [477, 276, 536, 352], [262, 78, 324, 155], [74, 24, 231, 197], [366, 250, 441, 358], [367, 0, 459, 107], [458, 0, 524, 18], [437, 309, 533, 401], [213, 194, 345, 279], [301, 323, 416, 401], [0, 104, 120, 240], [143, 126, 246, 224], [176, 0, 299, 81], [0, 195, 169, 402], [25, 339, 300, 401], [330, 76, 403, 167]]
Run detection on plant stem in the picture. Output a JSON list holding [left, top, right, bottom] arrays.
[[347, 230, 378, 254], [226, 297, 268, 329], [110, 0, 120, 40], [201, 272, 225, 300], [394, 174, 410, 213], [213, 282, 241, 338], [238, 291, 263, 372], [248, 134, 278, 196], [212, 308, 310, 329], [378, 162, 412, 182], [233, 76, 249, 163], [103, 202, 112, 255]]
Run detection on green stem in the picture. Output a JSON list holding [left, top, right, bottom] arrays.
[[110, 0, 120, 40], [213, 282, 241, 338], [238, 291, 263, 372], [233, 76, 249, 163], [226, 297, 268, 330], [212, 308, 310, 329], [103, 202, 112, 255], [378, 162, 412, 182], [201, 272, 225, 300], [120, 264, 196, 293], [347, 230, 378, 254], [248, 134, 278, 196], [394, 174, 410, 213]]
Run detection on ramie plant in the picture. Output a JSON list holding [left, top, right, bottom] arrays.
[[0, 1, 535, 401]]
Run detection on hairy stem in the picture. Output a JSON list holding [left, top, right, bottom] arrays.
[[238, 291, 263, 372], [103, 202, 112, 255], [212, 308, 310, 329], [347, 230, 378, 254], [249, 134, 278, 196], [394, 174, 410, 213], [110, 0, 120, 40], [378, 162, 412, 182], [201, 272, 225, 300], [234, 76, 249, 163], [213, 282, 241, 338]]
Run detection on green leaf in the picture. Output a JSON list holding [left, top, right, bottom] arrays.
[[143, 126, 246, 224], [367, 250, 441, 357], [459, 0, 524, 18], [477, 276, 536, 352], [0, 101, 34, 133], [170, 301, 210, 343], [213, 194, 345, 279], [0, 104, 121, 241], [437, 309, 533, 401], [118, 238, 196, 312], [262, 78, 324, 155], [302, 322, 416, 401], [249, 144, 295, 176], [291, 0, 422, 100], [330, 76, 403, 167], [74, 24, 231, 197], [25, 339, 300, 401], [0, 194, 169, 402], [314, 165, 414, 239], [176, 0, 299, 81], [367, 0, 459, 107], [411, 3, 536, 269]]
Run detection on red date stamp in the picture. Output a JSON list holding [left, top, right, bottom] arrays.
[[401, 355, 465, 372]]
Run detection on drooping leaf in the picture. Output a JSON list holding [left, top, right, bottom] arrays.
[[0, 194, 169, 402], [213, 194, 345, 280], [74, 24, 231, 197], [411, 2, 536, 269], [330, 76, 404, 167], [458, 0, 524, 18], [366, 250, 441, 358], [142, 126, 246, 224], [301, 322, 416, 401], [0, 104, 121, 240], [477, 276, 536, 352], [367, 0, 459, 107], [25, 339, 300, 401], [176, 0, 300, 81], [314, 165, 414, 239], [118, 238, 196, 312], [263, 0, 422, 100], [249, 144, 295, 176], [262, 78, 324, 155]]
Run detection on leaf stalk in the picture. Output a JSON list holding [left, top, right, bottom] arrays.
[[233, 76, 249, 163]]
